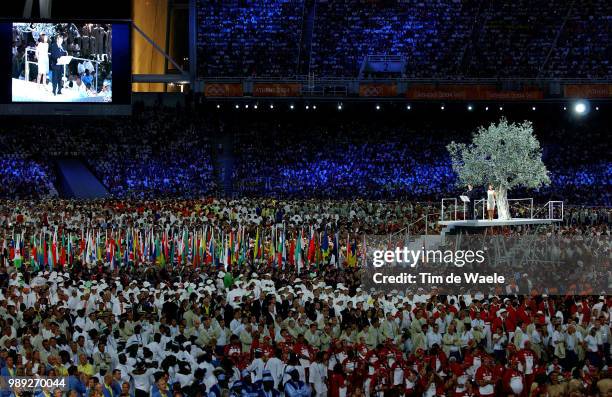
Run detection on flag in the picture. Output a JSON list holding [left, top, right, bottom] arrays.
[[67, 233, 72, 266], [346, 233, 355, 267], [13, 233, 22, 268], [206, 229, 214, 264], [332, 231, 339, 267], [288, 237, 295, 266], [321, 229, 329, 259], [30, 236, 38, 270], [253, 228, 260, 260], [155, 235, 165, 267], [347, 237, 357, 267], [362, 234, 367, 267], [307, 228, 316, 264], [194, 231, 201, 267], [51, 229, 58, 267], [278, 225, 285, 269], [295, 230, 302, 273]]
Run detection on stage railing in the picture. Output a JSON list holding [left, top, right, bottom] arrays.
[[508, 198, 534, 218], [440, 198, 457, 221], [474, 199, 486, 220], [443, 197, 562, 221], [533, 200, 564, 221], [391, 211, 441, 240]]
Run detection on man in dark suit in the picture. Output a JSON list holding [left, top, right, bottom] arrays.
[[464, 184, 478, 220], [49, 34, 67, 95], [251, 294, 268, 320], [341, 301, 355, 328]]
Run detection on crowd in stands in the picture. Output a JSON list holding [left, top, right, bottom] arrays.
[[196, 0, 304, 77], [0, 198, 610, 396], [0, 108, 610, 206], [0, 156, 57, 200], [233, 119, 455, 201], [543, 0, 611, 78], [87, 113, 216, 199], [465, 0, 561, 77], [310, 0, 478, 78], [196, 0, 611, 78], [0, 109, 216, 199], [231, 112, 611, 206], [0, 197, 428, 237], [467, 0, 610, 78]]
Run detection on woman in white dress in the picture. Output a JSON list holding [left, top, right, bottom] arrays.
[[486, 184, 496, 220], [35, 34, 49, 88]]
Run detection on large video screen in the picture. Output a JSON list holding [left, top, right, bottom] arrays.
[[0, 19, 131, 113], [12, 22, 113, 102]]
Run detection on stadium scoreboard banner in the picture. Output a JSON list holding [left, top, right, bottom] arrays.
[[405, 84, 544, 100], [204, 82, 243, 97], [199, 80, 611, 100], [359, 83, 398, 97], [0, 19, 131, 115], [252, 83, 301, 97], [563, 83, 612, 98]]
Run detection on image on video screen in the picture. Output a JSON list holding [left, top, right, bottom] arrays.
[[11, 22, 112, 103]]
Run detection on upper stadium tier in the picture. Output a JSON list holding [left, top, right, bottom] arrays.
[[196, 0, 611, 78]]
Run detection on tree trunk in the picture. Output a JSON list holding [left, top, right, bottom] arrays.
[[496, 186, 511, 220]]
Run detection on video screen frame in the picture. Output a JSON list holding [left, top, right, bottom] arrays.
[[11, 21, 113, 103]]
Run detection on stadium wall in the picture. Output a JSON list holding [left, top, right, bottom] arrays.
[[132, 0, 169, 92]]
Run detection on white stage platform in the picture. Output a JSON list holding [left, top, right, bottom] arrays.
[[12, 78, 109, 103], [439, 218, 556, 227]]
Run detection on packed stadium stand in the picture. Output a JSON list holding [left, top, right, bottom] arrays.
[[0, 109, 217, 199], [0, 107, 609, 205], [231, 110, 611, 205], [196, 0, 304, 77], [196, 0, 612, 78]]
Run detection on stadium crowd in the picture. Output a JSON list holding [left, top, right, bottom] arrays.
[[0, 199, 610, 397], [0, 108, 609, 206], [0, 108, 217, 200], [0, 156, 58, 200], [195, 0, 611, 78], [232, 112, 611, 206], [196, 0, 303, 77], [0, 197, 431, 236]]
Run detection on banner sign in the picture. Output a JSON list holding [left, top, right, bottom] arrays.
[[359, 84, 398, 97], [253, 83, 302, 97], [204, 83, 243, 97], [406, 84, 478, 100], [482, 87, 544, 100], [406, 85, 544, 100], [563, 84, 612, 98]]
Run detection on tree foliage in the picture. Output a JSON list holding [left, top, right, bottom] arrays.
[[447, 118, 550, 191]]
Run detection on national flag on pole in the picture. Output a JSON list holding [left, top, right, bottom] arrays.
[[332, 231, 339, 268], [295, 230, 302, 273], [321, 229, 329, 260], [156, 235, 165, 267], [14, 234, 22, 268], [307, 228, 316, 264], [253, 228, 260, 260], [288, 237, 295, 266], [30, 236, 38, 270]]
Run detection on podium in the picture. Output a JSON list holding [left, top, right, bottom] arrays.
[[56, 56, 73, 85], [56, 55, 73, 65], [459, 195, 470, 220]]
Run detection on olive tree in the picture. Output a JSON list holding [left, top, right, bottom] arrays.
[[447, 118, 550, 220]]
